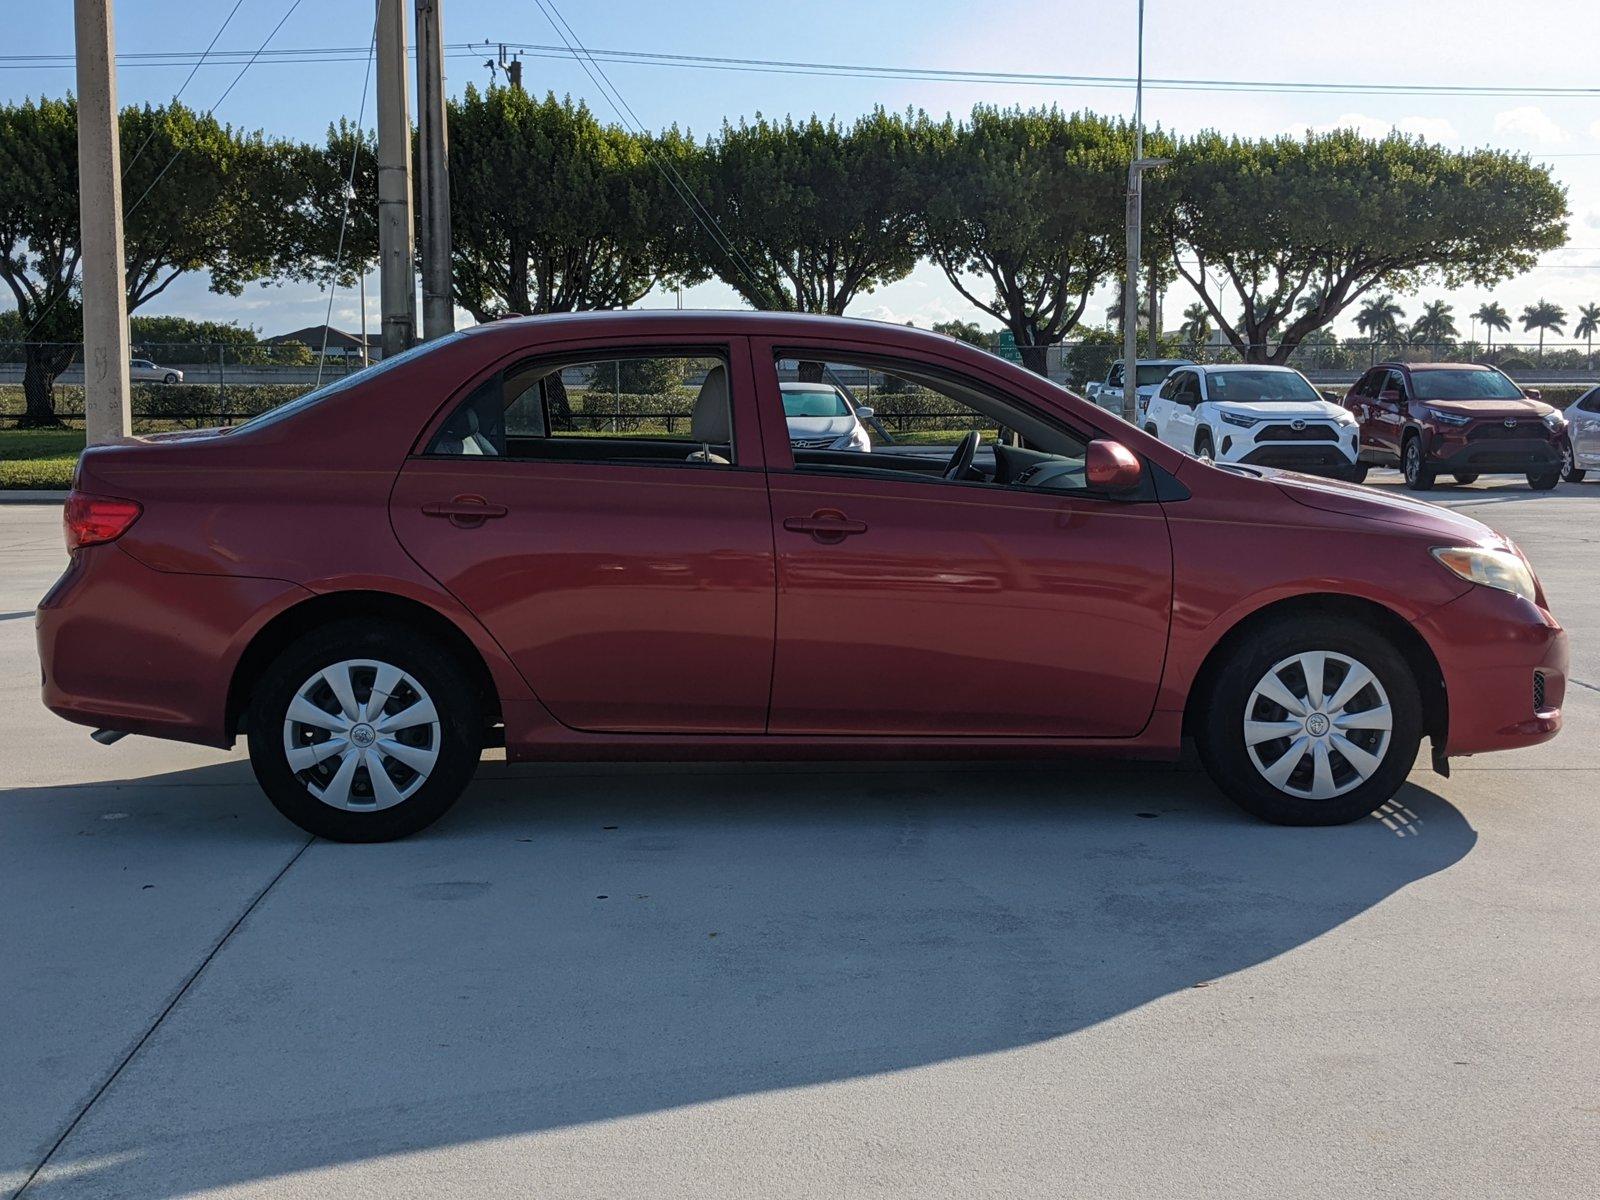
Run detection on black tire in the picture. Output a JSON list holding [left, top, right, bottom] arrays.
[[1402, 435, 1435, 491], [1527, 469, 1561, 491], [1560, 443, 1585, 483], [1451, 472, 1479, 485], [245, 619, 484, 841], [1334, 463, 1369, 484], [1195, 615, 1423, 827], [163, 372, 179, 384], [1194, 430, 1215, 462], [1144, 424, 1159, 437]]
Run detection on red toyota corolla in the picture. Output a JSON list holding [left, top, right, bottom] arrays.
[[37, 313, 1567, 840]]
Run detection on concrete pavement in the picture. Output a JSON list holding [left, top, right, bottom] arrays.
[[2, 476, 1597, 1199]]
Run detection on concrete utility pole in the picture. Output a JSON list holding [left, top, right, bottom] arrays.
[[415, 0, 454, 340], [1120, 0, 1168, 423], [74, 0, 132, 444], [375, 0, 416, 357]]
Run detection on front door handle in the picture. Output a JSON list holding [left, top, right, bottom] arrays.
[[421, 495, 508, 527], [783, 509, 868, 544]]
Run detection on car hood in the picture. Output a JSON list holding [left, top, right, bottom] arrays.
[[1268, 471, 1504, 544], [1214, 400, 1347, 420], [786, 415, 855, 437], [1418, 397, 1553, 419]]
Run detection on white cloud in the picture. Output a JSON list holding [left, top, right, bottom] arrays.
[[1301, 113, 1460, 143], [1493, 106, 1569, 144]]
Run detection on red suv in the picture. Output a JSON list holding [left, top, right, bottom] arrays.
[[1344, 362, 1568, 491], [36, 313, 1567, 840]]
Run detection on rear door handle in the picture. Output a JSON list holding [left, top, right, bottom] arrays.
[[421, 495, 508, 527], [783, 510, 868, 543]]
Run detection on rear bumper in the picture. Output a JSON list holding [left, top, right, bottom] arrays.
[[1415, 585, 1567, 755], [36, 544, 308, 747]]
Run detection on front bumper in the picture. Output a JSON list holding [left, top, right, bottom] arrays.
[[1425, 430, 1561, 473], [37, 543, 308, 747], [1415, 584, 1567, 756]]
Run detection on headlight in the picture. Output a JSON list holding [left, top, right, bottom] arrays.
[[1219, 411, 1260, 428], [1332, 408, 1357, 425], [1431, 546, 1538, 603], [1542, 410, 1566, 432], [1425, 407, 1472, 427], [831, 426, 871, 452]]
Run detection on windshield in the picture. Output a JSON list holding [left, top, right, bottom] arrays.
[[233, 331, 471, 432], [1136, 363, 1180, 387], [1207, 369, 1320, 403], [1411, 369, 1525, 401], [781, 387, 851, 418]]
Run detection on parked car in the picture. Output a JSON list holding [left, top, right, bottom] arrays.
[[1563, 384, 1599, 482], [1085, 358, 1193, 416], [39, 312, 1566, 841], [129, 359, 182, 385], [1343, 362, 1567, 491], [1142, 364, 1362, 480], [780, 381, 873, 452]]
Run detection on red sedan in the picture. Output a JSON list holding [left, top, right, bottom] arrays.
[[38, 313, 1567, 840]]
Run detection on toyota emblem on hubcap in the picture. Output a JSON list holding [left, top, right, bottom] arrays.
[[1305, 713, 1331, 737], [350, 723, 376, 747]]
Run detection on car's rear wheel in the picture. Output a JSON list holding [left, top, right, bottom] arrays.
[[1527, 467, 1561, 491], [1196, 615, 1422, 826], [162, 372, 179, 384], [1452, 472, 1479, 485], [1402, 435, 1435, 491], [246, 620, 483, 841]]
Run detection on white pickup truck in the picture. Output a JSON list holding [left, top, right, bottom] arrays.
[[1084, 358, 1194, 419]]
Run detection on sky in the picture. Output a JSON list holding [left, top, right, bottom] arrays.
[[7, 0, 1600, 346]]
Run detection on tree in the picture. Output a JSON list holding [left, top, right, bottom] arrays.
[[1178, 301, 1212, 351], [1520, 299, 1566, 358], [256, 117, 377, 295], [1356, 293, 1405, 344], [1409, 299, 1458, 345], [931, 318, 995, 349], [699, 108, 924, 316], [0, 97, 287, 425], [1161, 129, 1568, 364], [1575, 303, 1600, 360], [1473, 301, 1511, 350], [922, 107, 1136, 375]]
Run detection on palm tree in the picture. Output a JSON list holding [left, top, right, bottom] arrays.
[[1473, 301, 1511, 351], [1356, 294, 1405, 346], [1520, 299, 1567, 359], [1178, 302, 1211, 350], [1575, 303, 1600, 363], [1409, 299, 1459, 346]]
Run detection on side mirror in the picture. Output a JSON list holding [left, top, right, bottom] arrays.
[[855, 405, 875, 420], [1321, 389, 1343, 404], [1523, 387, 1542, 400], [1085, 439, 1144, 493]]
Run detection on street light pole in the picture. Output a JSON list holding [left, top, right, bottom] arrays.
[[375, 0, 417, 358], [1120, 0, 1168, 423], [74, 0, 132, 445], [415, 0, 454, 341]]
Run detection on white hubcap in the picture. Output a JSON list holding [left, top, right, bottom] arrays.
[[282, 658, 440, 812], [1243, 650, 1393, 800]]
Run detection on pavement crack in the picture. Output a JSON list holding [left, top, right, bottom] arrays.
[[13, 834, 316, 1197]]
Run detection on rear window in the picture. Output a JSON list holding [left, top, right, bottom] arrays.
[[1411, 369, 1524, 401], [782, 387, 851, 418], [1136, 363, 1181, 387]]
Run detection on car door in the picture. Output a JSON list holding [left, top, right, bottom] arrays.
[[1572, 386, 1600, 469], [1144, 371, 1177, 435], [1167, 370, 1201, 451], [750, 338, 1173, 739], [1368, 369, 1409, 458], [389, 338, 776, 734]]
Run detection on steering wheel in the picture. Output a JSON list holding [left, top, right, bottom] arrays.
[[943, 429, 981, 481]]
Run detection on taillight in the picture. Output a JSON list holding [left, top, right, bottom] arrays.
[[63, 492, 142, 552]]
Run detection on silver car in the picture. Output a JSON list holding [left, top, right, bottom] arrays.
[[781, 381, 874, 452], [129, 358, 183, 385]]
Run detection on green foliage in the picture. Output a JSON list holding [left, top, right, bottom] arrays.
[[700, 109, 925, 312], [931, 319, 996, 349], [1064, 328, 1122, 388], [1164, 129, 1569, 363], [582, 357, 683, 397], [1410, 299, 1458, 344], [922, 107, 1138, 373]]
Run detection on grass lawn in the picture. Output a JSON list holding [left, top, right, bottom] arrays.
[[0, 429, 84, 490]]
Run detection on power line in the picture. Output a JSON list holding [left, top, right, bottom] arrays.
[[316, 21, 377, 388], [6, 39, 1600, 102], [120, 0, 247, 179]]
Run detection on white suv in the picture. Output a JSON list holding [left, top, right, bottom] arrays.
[[1143, 364, 1361, 480]]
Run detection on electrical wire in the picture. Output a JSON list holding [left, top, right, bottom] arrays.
[[119, 0, 248, 180], [315, 21, 376, 388]]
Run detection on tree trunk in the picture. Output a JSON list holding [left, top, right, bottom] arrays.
[[1018, 342, 1048, 377], [797, 360, 826, 383], [543, 374, 574, 431], [19, 344, 75, 429]]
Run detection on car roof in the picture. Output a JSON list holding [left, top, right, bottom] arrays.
[[1375, 361, 1494, 372], [1195, 364, 1302, 373]]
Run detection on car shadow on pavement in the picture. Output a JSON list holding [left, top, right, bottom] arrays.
[[10, 760, 1475, 1197]]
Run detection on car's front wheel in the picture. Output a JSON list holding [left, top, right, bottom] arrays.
[[1194, 430, 1215, 462], [1402, 436, 1435, 491], [1452, 472, 1479, 485], [162, 372, 179, 384], [246, 620, 484, 841], [1527, 467, 1561, 491], [1196, 615, 1422, 826], [1560, 442, 1585, 484]]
